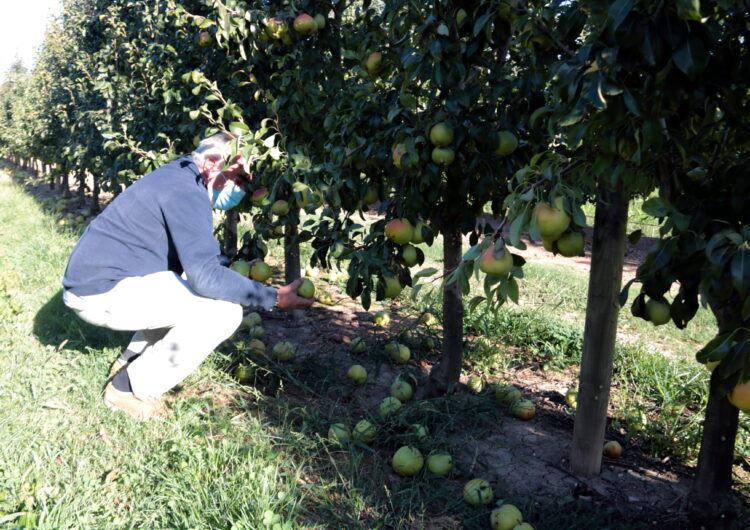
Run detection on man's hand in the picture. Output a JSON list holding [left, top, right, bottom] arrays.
[[276, 279, 315, 311], [223, 154, 251, 184]]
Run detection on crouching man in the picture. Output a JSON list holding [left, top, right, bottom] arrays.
[[61, 133, 313, 420]]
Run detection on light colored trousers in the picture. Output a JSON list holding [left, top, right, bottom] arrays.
[[63, 271, 242, 400]]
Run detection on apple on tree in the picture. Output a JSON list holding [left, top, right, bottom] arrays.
[[365, 51, 382, 76], [479, 246, 514, 278], [293, 13, 317, 35], [429, 122, 454, 147], [728, 379, 750, 413], [494, 130, 518, 156], [380, 274, 404, 299], [533, 198, 570, 241], [645, 298, 671, 326], [385, 218, 414, 245]]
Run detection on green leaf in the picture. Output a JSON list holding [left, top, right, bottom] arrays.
[[730, 249, 750, 295], [606, 0, 634, 32], [619, 279, 635, 307], [473, 13, 492, 37], [641, 197, 670, 218], [673, 35, 708, 79], [414, 267, 439, 280], [398, 93, 417, 109], [676, 0, 702, 21], [507, 277, 519, 304], [468, 296, 486, 313], [696, 331, 737, 363], [628, 229, 643, 244]]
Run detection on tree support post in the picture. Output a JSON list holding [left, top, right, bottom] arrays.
[[570, 179, 629, 476]]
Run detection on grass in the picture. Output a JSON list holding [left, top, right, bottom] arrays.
[[0, 163, 746, 528]]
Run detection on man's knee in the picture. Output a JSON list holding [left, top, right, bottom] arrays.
[[207, 299, 243, 337]]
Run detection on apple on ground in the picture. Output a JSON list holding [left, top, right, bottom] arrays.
[[385, 342, 410, 363], [352, 420, 377, 443], [603, 440, 623, 458], [511, 399, 536, 420], [374, 311, 390, 326], [479, 247, 513, 277], [248, 339, 265, 355], [272, 341, 295, 361], [467, 376, 485, 394], [347, 364, 367, 385], [512, 523, 534, 530], [378, 396, 402, 418], [463, 478, 493, 505], [242, 312, 261, 328], [417, 312, 437, 326], [495, 384, 522, 404], [385, 218, 414, 245], [533, 199, 570, 240], [349, 337, 366, 354], [392, 446, 424, 476], [230, 259, 251, 276], [565, 387, 578, 409], [233, 364, 255, 384], [249, 326, 264, 339], [490, 504, 523, 530], [250, 261, 272, 282], [297, 278, 315, 298], [328, 423, 350, 443], [426, 453, 452, 476], [410, 423, 428, 440], [390, 379, 413, 402]]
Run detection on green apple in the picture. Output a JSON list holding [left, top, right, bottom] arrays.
[[293, 13, 317, 35], [494, 130, 518, 155], [352, 420, 377, 443], [242, 312, 261, 328], [557, 231, 584, 257], [495, 384, 522, 404], [490, 504, 523, 530], [271, 199, 290, 216], [429, 122, 454, 147], [417, 312, 437, 326], [512, 523, 534, 530], [410, 423, 428, 440], [385, 218, 414, 245], [456, 8, 468, 25], [479, 247, 513, 277], [402, 244, 418, 267], [646, 299, 671, 326], [374, 311, 390, 326], [249, 326, 265, 339], [381, 274, 404, 299], [467, 376, 485, 394], [431, 147, 455, 166], [411, 221, 430, 244], [233, 363, 255, 384], [565, 387, 578, 409], [463, 478, 493, 505], [349, 337, 367, 354], [362, 185, 379, 206], [365, 51, 382, 76], [314, 13, 326, 29], [378, 396, 402, 418], [390, 379, 413, 402], [230, 260, 251, 277], [385, 342, 410, 363], [250, 261, 272, 282], [252, 188, 269, 206], [328, 423, 351, 443], [603, 440, 623, 458], [392, 446, 424, 476], [347, 364, 367, 384], [511, 399, 536, 420], [297, 278, 315, 298], [426, 453, 452, 476], [272, 341, 295, 361], [533, 200, 570, 240], [196, 31, 212, 47], [248, 339, 265, 355]]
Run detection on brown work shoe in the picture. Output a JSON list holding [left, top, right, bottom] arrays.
[[103, 382, 168, 420], [108, 358, 128, 378]]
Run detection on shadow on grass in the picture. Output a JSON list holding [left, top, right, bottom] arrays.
[[33, 289, 129, 354]]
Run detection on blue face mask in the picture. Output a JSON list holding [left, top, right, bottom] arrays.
[[211, 180, 246, 210]]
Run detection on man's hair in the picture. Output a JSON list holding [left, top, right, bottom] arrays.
[[191, 132, 234, 166]]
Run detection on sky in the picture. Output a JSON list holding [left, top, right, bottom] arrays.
[[1, 0, 62, 81]]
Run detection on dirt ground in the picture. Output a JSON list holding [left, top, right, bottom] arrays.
[[7, 164, 748, 529]]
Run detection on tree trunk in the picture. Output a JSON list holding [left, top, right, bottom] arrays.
[[570, 179, 629, 476], [223, 210, 238, 255], [92, 174, 101, 213], [284, 222, 304, 324], [426, 221, 463, 396], [688, 304, 742, 528]]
